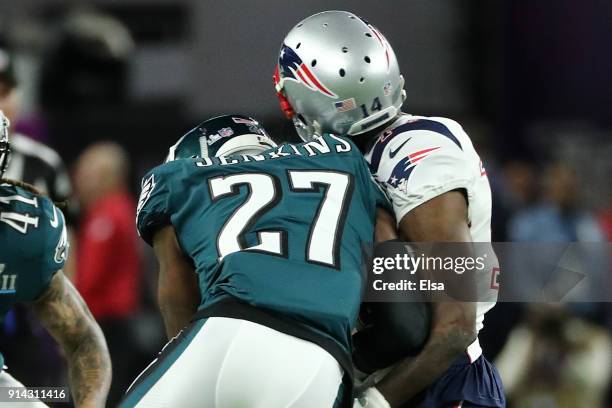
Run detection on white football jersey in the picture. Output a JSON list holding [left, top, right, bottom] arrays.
[[364, 113, 498, 338]]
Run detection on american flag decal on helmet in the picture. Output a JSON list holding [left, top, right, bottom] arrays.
[[334, 98, 356, 112], [232, 117, 257, 125], [278, 44, 338, 99]]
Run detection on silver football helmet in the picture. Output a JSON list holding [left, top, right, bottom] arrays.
[[0, 111, 10, 178], [274, 10, 406, 141]]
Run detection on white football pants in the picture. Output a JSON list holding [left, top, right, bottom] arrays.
[[120, 317, 345, 408]]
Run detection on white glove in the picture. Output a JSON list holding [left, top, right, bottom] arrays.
[[353, 387, 391, 408]]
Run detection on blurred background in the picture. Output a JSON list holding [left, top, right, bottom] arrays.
[[0, 0, 610, 407]]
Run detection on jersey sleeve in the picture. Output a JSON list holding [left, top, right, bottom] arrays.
[[323, 133, 392, 215], [136, 164, 176, 246], [372, 122, 476, 224], [356, 153, 392, 216], [36, 197, 69, 299]]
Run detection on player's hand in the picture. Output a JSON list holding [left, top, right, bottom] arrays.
[[353, 387, 391, 408]]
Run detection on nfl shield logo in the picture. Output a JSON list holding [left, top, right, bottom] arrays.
[[383, 81, 392, 96], [219, 127, 234, 138]]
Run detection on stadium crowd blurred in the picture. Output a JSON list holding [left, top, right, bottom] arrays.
[[0, 1, 610, 407]]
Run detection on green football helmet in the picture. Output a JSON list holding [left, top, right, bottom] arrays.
[[165, 114, 277, 162]]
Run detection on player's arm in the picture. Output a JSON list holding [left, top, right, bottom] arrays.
[[135, 168, 198, 338], [376, 190, 477, 406], [32, 271, 111, 408], [152, 225, 200, 339], [375, 207, 398, 242]]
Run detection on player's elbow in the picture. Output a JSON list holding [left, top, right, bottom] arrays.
[[431, 305, 477, 355], [445, 321, 476, 353], [73, 323, 111, 364]]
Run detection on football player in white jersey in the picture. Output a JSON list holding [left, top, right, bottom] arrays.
[[274, 11, 505, 408]]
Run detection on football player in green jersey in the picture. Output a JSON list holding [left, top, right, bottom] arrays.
[[121, 115, 390, 408], [0, 111, 111, 408]]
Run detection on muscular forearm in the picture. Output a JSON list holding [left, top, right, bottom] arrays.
[[154, 226, 200, 339], [65, 328, 112, 408], [33, 272, 111, 408], [377, 304, 476, 406], [378, 190, 477, 405]]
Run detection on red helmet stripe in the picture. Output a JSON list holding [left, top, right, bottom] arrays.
[[296, 68, 314, 89], [369, 26, 391, 72], [301, 64, 337, 98]]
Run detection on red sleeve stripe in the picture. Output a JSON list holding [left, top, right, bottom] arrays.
[[408, 146, 440, 163]]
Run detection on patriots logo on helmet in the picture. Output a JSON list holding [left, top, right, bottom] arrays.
[[387, 147, 440, 190], [278, 44, 338, 99]]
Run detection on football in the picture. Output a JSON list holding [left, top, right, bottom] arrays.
[[353, 301, 432, 373]]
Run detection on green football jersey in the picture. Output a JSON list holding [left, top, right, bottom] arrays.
[[0, 183, 69, 368], [137, 134, 389, 359]]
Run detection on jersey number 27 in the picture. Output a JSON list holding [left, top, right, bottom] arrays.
[[208, 170, 353, 269]]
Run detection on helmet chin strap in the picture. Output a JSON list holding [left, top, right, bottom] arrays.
[[274, 65, 295, 119], [347, 105, 399, 136], [348, 76, 406, 136], [399, 75, 407, 104]]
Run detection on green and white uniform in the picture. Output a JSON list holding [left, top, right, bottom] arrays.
[[0, 183, 68, 369], [123, 135, 388, 408]]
